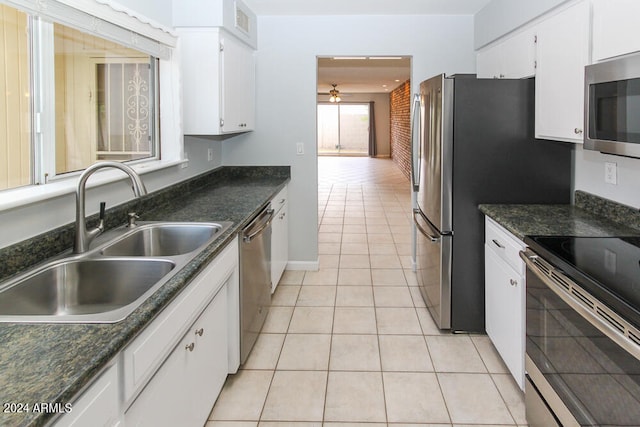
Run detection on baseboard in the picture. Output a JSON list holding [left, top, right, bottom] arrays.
[[286, 259, 319, 271]]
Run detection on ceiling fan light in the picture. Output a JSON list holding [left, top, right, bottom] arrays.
[[335, 96, 341, 102]]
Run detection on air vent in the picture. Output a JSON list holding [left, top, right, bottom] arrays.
[[571, 287, 595, 310], [629, 331, 640, 346], [235, 6, 250, 34], [533, 258, 551, 275], [596, 307, 625, 334], [551, 271, 571, 291]]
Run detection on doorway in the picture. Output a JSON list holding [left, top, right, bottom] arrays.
[[317, 103, 370, 156], [316, 56, 411, 162]]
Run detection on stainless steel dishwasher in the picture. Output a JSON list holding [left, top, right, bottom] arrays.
[[240, 204, 274, 364]]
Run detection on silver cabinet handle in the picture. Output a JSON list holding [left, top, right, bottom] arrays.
[[574, 128, 583, 134], [185, 343, 195, 352], [195, 328, 204, 336], [492, 239, 505, 249]]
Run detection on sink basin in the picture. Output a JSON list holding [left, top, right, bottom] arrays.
[[0, 221, 233, 323], [0, 258, 175, 322], [101, 222, 229, 257]]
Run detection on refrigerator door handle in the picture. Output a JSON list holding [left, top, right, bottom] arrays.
[[410, 93, 421, 192], [413, 209, 440, 242]]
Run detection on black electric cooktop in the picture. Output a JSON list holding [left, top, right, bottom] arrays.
[[524, 235, 640, 328]]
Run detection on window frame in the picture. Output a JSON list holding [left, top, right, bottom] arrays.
[[0, 0, 181, 209]]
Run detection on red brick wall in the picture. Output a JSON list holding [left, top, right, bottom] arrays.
[[390, 80, 411, 180]]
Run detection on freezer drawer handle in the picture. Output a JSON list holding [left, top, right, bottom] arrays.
[[413, 209, 440, 242]]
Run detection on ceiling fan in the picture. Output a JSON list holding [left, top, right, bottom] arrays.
[[317, 83, 351, 102]]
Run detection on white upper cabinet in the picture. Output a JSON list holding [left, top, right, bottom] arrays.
[[534, 1, 590, 143], [177, 27, 256, 135], [477, 27, 537, 79], [592, 0, 640, 61], [175, 0, 256, 136]]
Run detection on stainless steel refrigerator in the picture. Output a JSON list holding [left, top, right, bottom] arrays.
[[411, 74, 572, 332]]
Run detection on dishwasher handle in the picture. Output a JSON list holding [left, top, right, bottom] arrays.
[[243, 207, 275, 243]]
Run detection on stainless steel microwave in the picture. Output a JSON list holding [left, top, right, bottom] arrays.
[[584, 53, 640, 158]]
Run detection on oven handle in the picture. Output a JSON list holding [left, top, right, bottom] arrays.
[[520, 249, 640, 362]]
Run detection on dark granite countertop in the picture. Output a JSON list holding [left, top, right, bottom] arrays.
[[479, 191, 640, 240], [0, 166, 290, 427]]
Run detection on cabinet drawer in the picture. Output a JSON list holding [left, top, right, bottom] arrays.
[[485, 217, 526, 275], [122, 239, 238, 403]]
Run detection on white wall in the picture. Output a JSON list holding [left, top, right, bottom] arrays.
[[574, 146, 640, 208], [119, 0, 173, 27], [223, 14, 476, 267]]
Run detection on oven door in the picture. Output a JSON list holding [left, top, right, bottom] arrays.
[[522, 249, 640, 426]]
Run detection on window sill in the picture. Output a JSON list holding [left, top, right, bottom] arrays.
[[0, 159, 186, 212]]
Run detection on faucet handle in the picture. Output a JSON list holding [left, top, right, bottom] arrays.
[[98, 202, 106, 231]]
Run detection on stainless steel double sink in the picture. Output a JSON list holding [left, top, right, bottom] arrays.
[[0, 221, 232, 323]]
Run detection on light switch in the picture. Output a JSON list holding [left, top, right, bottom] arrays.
[[296, 142, 304, 155]]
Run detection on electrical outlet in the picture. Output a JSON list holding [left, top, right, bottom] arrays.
[[207, 148, 214, 162], [605, 162, 617, 185], [296, 142, 304, 155]]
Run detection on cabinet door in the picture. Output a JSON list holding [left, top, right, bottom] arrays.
[[485, 245, 524, 389], [271, 204, 288, 292], [125, 286, 228, 427], [535, 1, 590, 143], [477, 28, 536, 79], [592, 0, 640, 61], [179, 29, 222, 135], [188, 285, 228, 426], [477, 46, 504, 79], [221, 34, 255, 133], [55, 365, 119, 427]]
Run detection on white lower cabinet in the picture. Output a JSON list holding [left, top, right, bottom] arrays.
[[270, 185, 288, 293], [54, 239, 239, 427], [124, 286, 228, 427], [54, 364, 120, 427], [484, 218, 525, 390]]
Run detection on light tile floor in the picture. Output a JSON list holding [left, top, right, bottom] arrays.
[[207, 156, 527, 427]]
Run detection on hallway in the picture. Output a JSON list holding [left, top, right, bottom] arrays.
[[206, 156, 526, 426]]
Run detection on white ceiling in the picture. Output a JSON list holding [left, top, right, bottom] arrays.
[[317, 57, 411, 95], [243, 0, 491, 16]]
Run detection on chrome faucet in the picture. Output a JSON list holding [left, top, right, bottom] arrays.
[[74, 161, 147, 253]]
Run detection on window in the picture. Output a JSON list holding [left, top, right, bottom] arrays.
[[0, 5, 30, 190], [0, 2, 160, 191], [52, 23, 158, 175]]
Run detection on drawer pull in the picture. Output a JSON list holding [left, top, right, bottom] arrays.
[[185, 343, 195, 352], [510, 279, 518, 287], [195, 328, 204, 337], [492, 239, 505, 249]]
